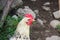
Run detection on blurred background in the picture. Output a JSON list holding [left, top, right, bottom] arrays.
[[0, 0, 60, 40]]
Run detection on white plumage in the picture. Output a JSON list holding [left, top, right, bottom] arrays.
[[10, 17, 31, 40], [10, 7, 35, 40]]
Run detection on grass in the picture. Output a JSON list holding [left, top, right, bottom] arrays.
[[0, 15, 23, 40]]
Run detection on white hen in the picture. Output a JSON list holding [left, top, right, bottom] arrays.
[[10, 14, 35, 40]]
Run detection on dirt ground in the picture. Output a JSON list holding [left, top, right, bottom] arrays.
[[22, 0, 60, 40], [0, 0, 59, 40]]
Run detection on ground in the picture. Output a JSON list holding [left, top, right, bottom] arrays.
[[22, 0, 60, 40], [0, 0, 60, 40]]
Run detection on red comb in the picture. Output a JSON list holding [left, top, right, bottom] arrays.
[[24, 13, 33, 19]]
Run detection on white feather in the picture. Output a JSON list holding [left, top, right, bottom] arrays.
[[9, 17, 30, 40]]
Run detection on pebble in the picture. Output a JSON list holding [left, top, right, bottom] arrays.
[[37, 38, 41, 40], [31, 0, 36, 2], [34, 10, 39, 14], [53, 10, 60, 19], [24, 6, 30, 9], [43, 20, 47, 23], [16, 6, 36, 19], [46, 35, 60, 40], [11, 0, 23, 8], [37, 18, 44, 25], [45, 30, 50, 33], [12, 15, 18, 20], [17, 8, 24, 14], [16, 8, 25, 17], [50, 20, 60, 28], [42, 6, 50, 11], [43, 2, 50, 5]]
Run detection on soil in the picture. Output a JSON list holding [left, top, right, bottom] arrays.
[[22, 0, 60, 40], [0, 0, 60, 40]]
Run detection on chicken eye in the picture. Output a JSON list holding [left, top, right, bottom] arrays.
[[28, 19, 31, 21]]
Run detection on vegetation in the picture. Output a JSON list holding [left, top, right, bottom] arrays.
[[0, 15, 22, 40], [56, 24, 60, 32]]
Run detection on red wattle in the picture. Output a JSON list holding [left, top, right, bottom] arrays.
[[26, 21, 33, 25]]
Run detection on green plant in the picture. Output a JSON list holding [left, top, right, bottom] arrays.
[[56, 24, 60, 30], [0, 15, 23, 40]]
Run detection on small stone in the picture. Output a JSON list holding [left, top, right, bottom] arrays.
[[45, 30, 50, 32], [42, 6, 50, 11], [43, 2, 50, 5], [17, 8, 24, 14], [16, 8, 25, 16], [37, 38, 41, 40], [34, 10, 39, 17], [11, 0, 23, 8], [24, 6, 30, 9], [43, 20, 47, 23], [53, 10, 60, 19], [12, 15, 18, 20], [34, 10, 39, 14], [37, 18, 44, 25], [46, 35, 60, 40], [31, 0, 36, 2], [50, 20, 60, 28], [34, 31, 39, 34]]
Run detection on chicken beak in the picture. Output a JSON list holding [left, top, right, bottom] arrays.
[[33, 19, 35, 21]]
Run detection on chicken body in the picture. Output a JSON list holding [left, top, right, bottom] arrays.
[[10, 13, 35, 40], [10, 17, 30, 40], [16, 17, 30, 39]]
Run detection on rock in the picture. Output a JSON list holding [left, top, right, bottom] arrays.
[[0, 0, 23, 9], [43, 20, 47, 23], [17, 8, 24, 14], [24, 6, 30, 9], [46, 35, 60, 40], [11, 0, 23, 8], [34, 9, 39, 16], [16, 8, 25, 17], [37, 18, 44, 25], [16, 6, 36, 19], [12, 15, 18, 20], [50, 20, 60, 28], [37, 38, 41, 40], [34, 10, 39, 14], [45, 30, 50, 33], [53, 10, 60, 19], [23, 6, 36, 19], [31, 0, 36, 2], [43, 2, 50, 5], [42, 6, 50, 11]]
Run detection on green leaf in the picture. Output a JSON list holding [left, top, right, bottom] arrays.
[[0, 15, 23, 40], [56, 24, 60, 30]]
